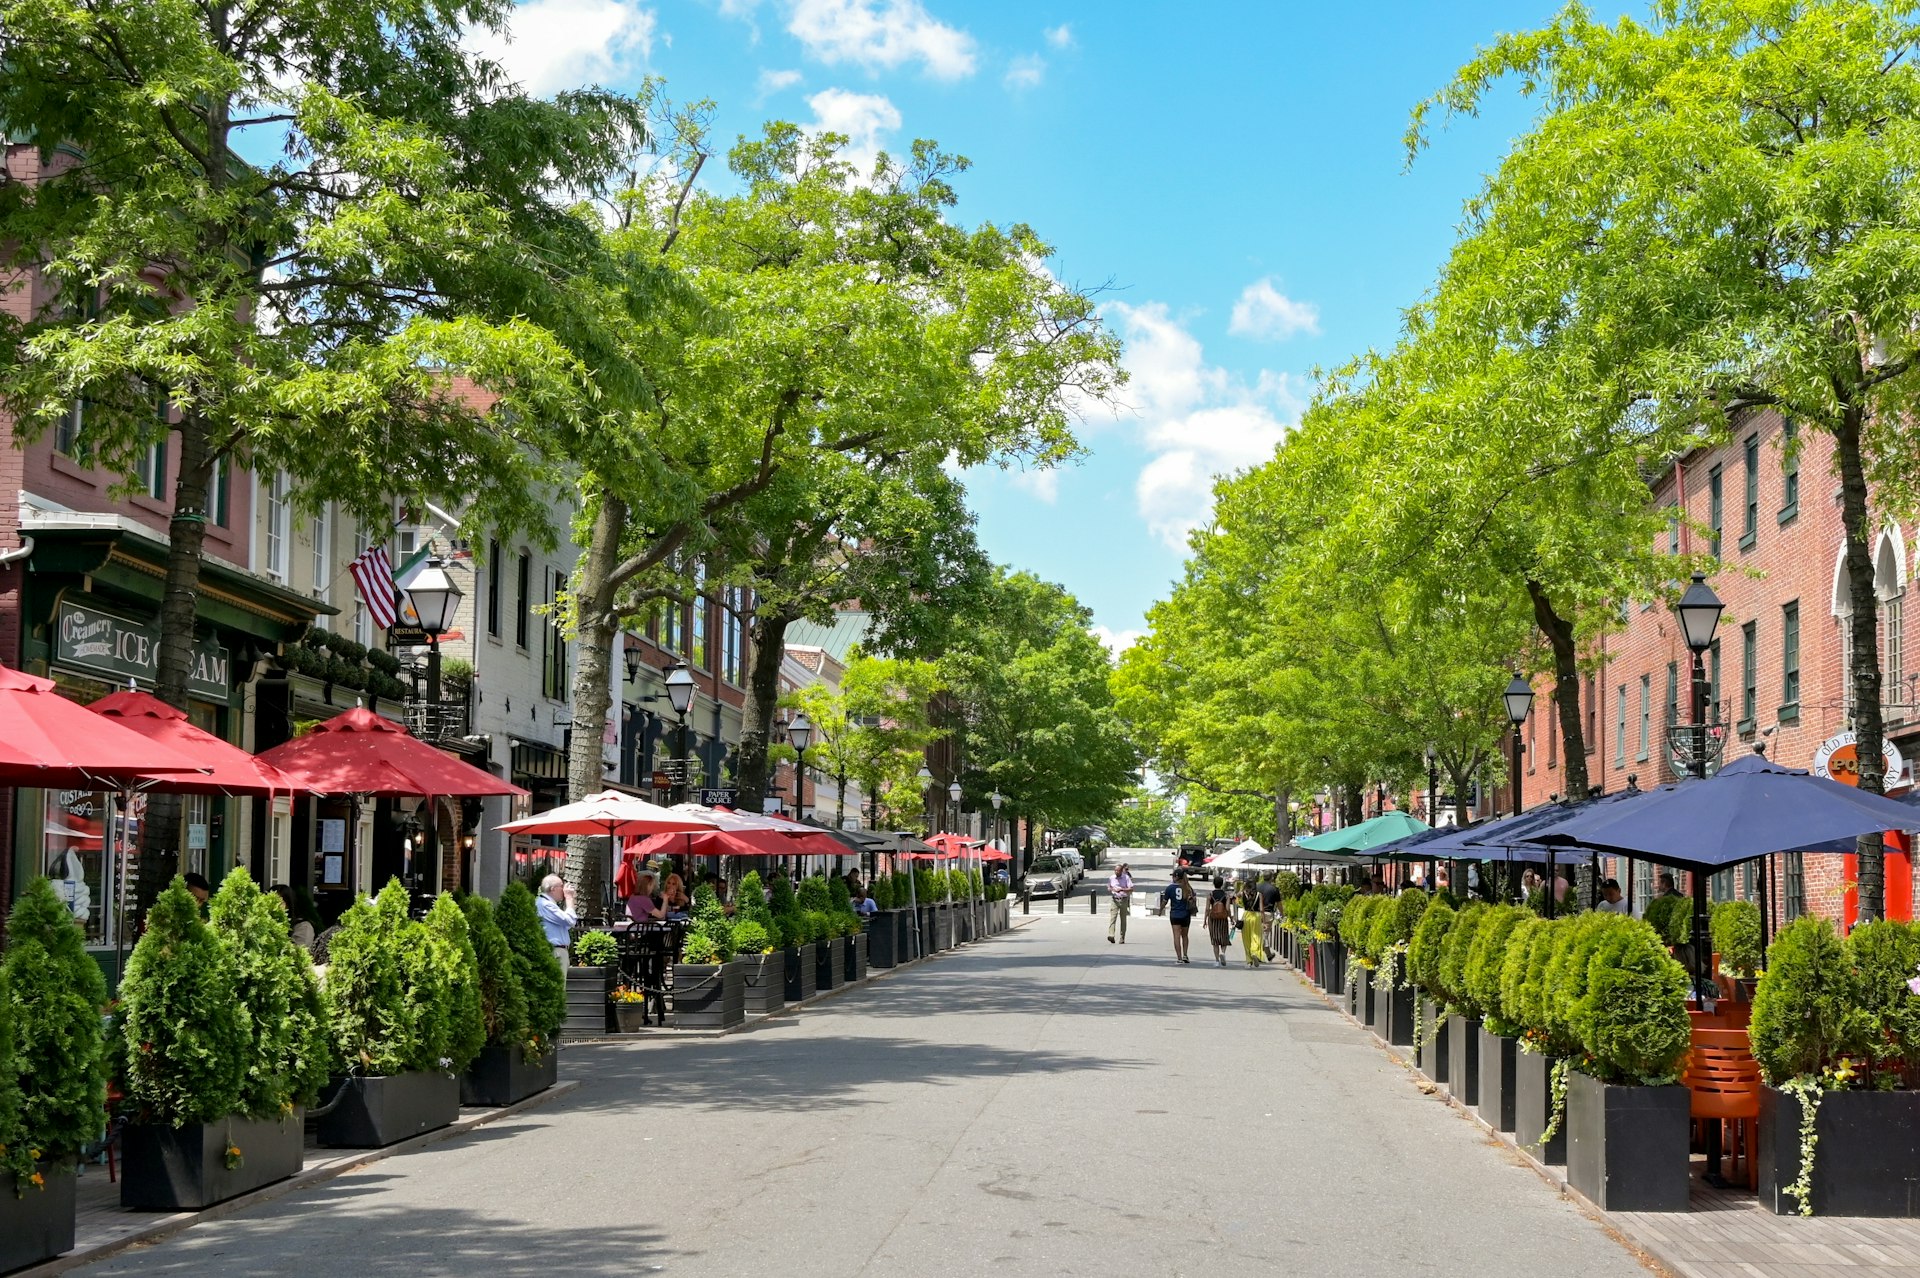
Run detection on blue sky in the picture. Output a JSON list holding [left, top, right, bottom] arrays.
[[475, 0, 1563, 648]]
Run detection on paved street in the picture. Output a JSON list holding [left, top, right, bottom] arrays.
[[83, 864, 1650, 1278]]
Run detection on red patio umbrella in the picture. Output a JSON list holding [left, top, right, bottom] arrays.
[[255, 706, 524, 798], [0, 664, 208, 789], [88, 689, 313, 796]]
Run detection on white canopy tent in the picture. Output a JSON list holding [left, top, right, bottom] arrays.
[[1204, 838, 1269, 875]]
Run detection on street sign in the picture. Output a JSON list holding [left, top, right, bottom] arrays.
[[699, 787, 738, 807]]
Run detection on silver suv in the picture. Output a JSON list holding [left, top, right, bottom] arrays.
[[1025, 855, 1072, 898]]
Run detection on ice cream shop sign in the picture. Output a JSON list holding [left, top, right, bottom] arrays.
[[56, 601, 231, 703]]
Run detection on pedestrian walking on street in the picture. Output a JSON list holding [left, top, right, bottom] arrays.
[[1238, 881, 1268, 967], [1107, 863, 1134, 943], [1204, 875, 1233, 966], [1160, 870, 1197, 964]]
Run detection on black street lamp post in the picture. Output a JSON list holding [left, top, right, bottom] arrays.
[[1504, 672, 1535, 908], [916, 765, 934, 836], [947, 779, 962, 835], [1424, 743, 1439, 890], [664, 662, 695, 806], [786, 713, 813, 820], [1675, 568, 1726, 1185], [404, 559, 461, 890]]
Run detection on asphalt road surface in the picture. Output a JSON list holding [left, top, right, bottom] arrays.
[[85, 856, 1651, 1277]]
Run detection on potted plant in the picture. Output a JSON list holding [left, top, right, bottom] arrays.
[[0, 878, 107, 1272], [673, 885, 744, 1030], [1711, 899, 1763, 998], [498, 882, 567, 1058], [1471, 905, 1533, 1132], [1563, 915, 1693, 1212], [609, 986, 649, 1032], [316, 882, 477, 1147], [732, 872, 786, 1017], [830, 878, 867, 981], [1503, 914, 1580, 1165], [1437, 902, 1491, 1106], [1753, 917, 1920, 1216], [1338, 893, 1377, 1021], [116, 872, 328, 1210], [799, 877, 840, 992], [565, 929, 618, 1037], [459, 893, 557, 1103], [772, 876, 817, 1004], [1371, 889, 1427, 1049], [1408, 896, 1458, 1084], [867, 875, 901, 968]]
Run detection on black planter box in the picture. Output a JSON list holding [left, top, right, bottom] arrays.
[[1566, 1073, 1689, 1212], [1416, 998, 1449, 1084], [563, 964, 613, 1037], [1368, 972, 1389, 1038], [845, 932, 868, 983], [1345, 957, 1360, 1016], [785, 943, 818, 1002], [1314, 942, 1333, 991], [737, 951, 786, 1016], [917, 907, 939, 954], [1357, 973, 1377, 1027], [121, 1111, 305, 1210], [1, 1166, 75, 1273], [1514, 1051, 1567, 1165], [815, 938, 843, 992], [1447, 1015, 1480, 1107], [1478, 1028, 1519, 1132], [461, 1044, 558, 1107], [866, 911, 902, 968], [674, 961, 745, 1031], [317, 1072, 459, 1148], [1758, 1085, 1920, 1216], [1385, 985, 1416, 1048], [934, 906, 955, 950]]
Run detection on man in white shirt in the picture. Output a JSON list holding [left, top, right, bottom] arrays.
[[1107, 864, 1134, 944], [1597, 878, 1629, 913]]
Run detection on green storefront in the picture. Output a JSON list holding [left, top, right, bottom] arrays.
[[7, 522, 326, 977]]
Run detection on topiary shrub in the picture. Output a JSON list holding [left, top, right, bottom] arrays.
[[768, 874, 802, 949], [1467, 905, 1531, 1029], [1408, 898, 1457, 999], [799, 875, 832, 914], [2, 878, 109, 1182], [115, 878, 246, 1125], [497, 882, 563, 1048], [1575, 918, 1691, 1084], [1276, 871, 1302, 900], [803, 909, 832, 944], [1844, 919, 1920, 1087], [1542, 912, 1616, 1055], [324, 881, 420, 1076], [1339, 894, 1377, 955], [1641, 894, 1691, 948], [872, 876, 895, 910], [0, 965, 20, 1188], [730, 920, 774, 955], [684, 883, 736, 964], [1438, 901, 1488, 1010], [209, 868, 330, 1116], [1497, 916, 1545, 1036], [416, 894, 486, 1073], [1750, 917, 1855, 1087], [572, 930, 618, 967], [461, 895, 530, 1053], [1710, 900, 1763, 978]]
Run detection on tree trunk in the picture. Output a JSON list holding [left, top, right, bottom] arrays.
[[562, 496, 626, 917], [1526, 579, 1590, 801], [1835, 402, 1886, 920], [735, 607, 793, 815], [137, 415, 215, 914], [1340, 786, 1363, 828]]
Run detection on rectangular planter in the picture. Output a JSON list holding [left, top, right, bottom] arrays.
[[866, 911, 901, 968], [460, 1044, 557, 1107], [917, 907, 939, 954], [1446, 1015, 1480, 1107], [1385, 985, 1416, 1048], [1357, 973, 1376, 1027], [845, 932, 868, 983], [1368, 972, 1389, 1038], [121, 1112, 305, 1210], [317, 1071, 459, 1148], [1513, 1051, 1567, 1165], [563, 964, 613, 1037], [674, 961, 745, 1031], [1416, 998, 1449, 1084], [815, 938, 843, 992], [934, 906, 955, 950], [1315, 942, 1336, 992], [0, 1166, 76, 1273], [784, 943, 817, 1003], [1478, 1028, 1519, 1132], [737, 951, 786, 1016], [1758, 1086, 1920, 1216], [1566, 1073, 1690, 1212]]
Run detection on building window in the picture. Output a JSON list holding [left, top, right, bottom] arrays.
[[515, 550, 531, 649], [1668, 511, 1680, 555], [1633, 858, 1652, 907], [134, 439, 167, 500], [1740, 620, 1757, 730], [721, 588, 744, 685], [1782, 601, 1800, 712], [208, 456, 229, 527], [54, 397, 85, 457], [1783, 851, 1806, 920], [1708, 466, 1723, 558], [692, 564, 709, 669], [1780, 419, 1800, 522], [487, 538, 501, 639], [262, 471, 290, 580], [352, 525, 372, 647], [1708, 639, 1722, 721], [542, 568, 568, 700], [1637, 674, 1651, 762], [310, 502, 331, 628], [1843, 615, 1856, 716], [1741, 435, 1759, 551], [1884, 594, 1905, 708], [1585, 673, 1597, 749], [1615, 684, 1627, 768]]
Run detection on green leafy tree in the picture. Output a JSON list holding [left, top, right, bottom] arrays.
[[2, 878, 109, 1178], [116, 879, 245, 1125], [496, 883, 563, 1048], [1102, 787, 1176, 849], [208, 868, 329, 1116], [461, 896, 529, 1054], [786, 654, 948, 831]]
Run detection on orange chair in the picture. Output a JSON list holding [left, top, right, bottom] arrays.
[[1685, 1027, 1762, 1189]]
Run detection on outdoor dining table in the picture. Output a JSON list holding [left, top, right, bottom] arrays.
[[613, 920, 687, 1026]]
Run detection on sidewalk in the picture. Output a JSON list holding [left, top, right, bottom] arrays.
[[1286, 961, 1920, 1278]]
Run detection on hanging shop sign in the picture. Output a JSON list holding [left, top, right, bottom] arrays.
[[1811, 730, 1903, 788], [55, 601, 231, 703]]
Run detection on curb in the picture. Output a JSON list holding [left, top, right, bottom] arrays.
[[21, 1081, 580, 1277]]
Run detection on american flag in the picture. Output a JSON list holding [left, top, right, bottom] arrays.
[[348, 545, 399, 630]]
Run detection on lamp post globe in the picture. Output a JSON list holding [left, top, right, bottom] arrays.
[[786, 713, 814, 753], [405, 558, 462, 637], [1503, 673, 1535, 726], [1676, 570, 1725, 654], [664, 662, 696, 716], [622, 641, 641, 684]]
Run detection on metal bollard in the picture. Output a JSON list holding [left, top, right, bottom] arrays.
[[1021, 886, 1031, 915], [1057, 887, 1065, 914], [1090, 891, 1099, 915]]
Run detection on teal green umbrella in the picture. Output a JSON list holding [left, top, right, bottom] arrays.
[[1295, 810, 1430, 854]]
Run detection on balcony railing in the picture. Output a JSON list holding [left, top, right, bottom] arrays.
[[406, 695, 471, 742]]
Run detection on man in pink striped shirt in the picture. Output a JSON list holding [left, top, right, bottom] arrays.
[[1107, 864, 1134, 944]]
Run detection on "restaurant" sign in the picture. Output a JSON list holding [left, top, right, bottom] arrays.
[[55, 601, 231, 704]]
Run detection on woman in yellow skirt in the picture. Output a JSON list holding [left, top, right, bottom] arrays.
[[1238, 881, 1268, 967]]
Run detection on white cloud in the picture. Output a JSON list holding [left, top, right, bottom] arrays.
[[1044, 23, 1074, 49], [1107, 301, 1304, 550], [1008, 467, 1059, 503], [803, 87, 902, 173], [1092, 625, 1143, 661], [787, 0, 977, 79], [466, 0, 655, 95], [1004, 53, 1045, 90], [1228, 277, 1321, 342], [757, 67, 804, 97]]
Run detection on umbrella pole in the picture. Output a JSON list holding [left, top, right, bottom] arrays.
[[1544, 847, 1556, 919], [1760, 852, 1774, 949]]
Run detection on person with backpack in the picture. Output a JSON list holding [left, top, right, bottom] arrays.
[[1237, 880, 1269, 968], [1159, 869, 1198, 964], [1203, 875, 1234, 966]]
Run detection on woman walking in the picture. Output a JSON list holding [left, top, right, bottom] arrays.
[[1238, 881, 1268, 968], [1204, 875, 1234, 966], [1159, 870, 1198, 964]]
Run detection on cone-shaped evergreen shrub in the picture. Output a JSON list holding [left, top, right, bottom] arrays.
[[1438, 902, 1489, 1009], [1575, 918, 1690, 1083], [0, 965, 25, 1188], [324, 880, 420, 1076], [2, 877, 108, 1172], [768, 873, 801, 949], [1842, 919, 1920, 1084], [1751, 916, 1854, 1086], [1710, 899, 1763, 977], [418, 894, 486, 1072], [462, 896, 530, 1051], [685, 883, 735, 964], [1467, 905, 1530, 1028], [1408, 898, 1456, 998], [117, 878, 246, 1125], [1641, 894, 1691, 947], [498, 882, 563, 1047], [208, 868, 329, 1116]]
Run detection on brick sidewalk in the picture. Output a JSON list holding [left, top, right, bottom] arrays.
[[1285, 961, 1920, 1278]]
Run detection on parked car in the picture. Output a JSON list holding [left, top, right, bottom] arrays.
[[1025, 856, 1073, 898], [1055, 848, 1086, 884], [1176, 844, 1209, 875]]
